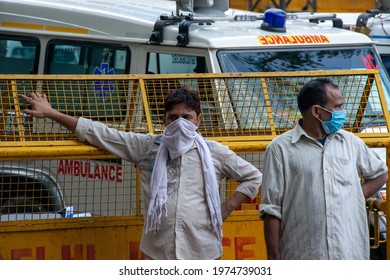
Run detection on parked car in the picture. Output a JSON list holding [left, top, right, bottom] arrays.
[[0, 167, 65, 220]]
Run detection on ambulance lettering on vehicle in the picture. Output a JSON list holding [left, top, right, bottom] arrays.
[[257, 35, 330, 45], [57, 160, 123, 183]]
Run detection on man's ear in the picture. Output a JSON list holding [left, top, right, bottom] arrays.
[[311, 105, 320, 119], [162, 114, 167, 126], [196, 114, 202, 127]]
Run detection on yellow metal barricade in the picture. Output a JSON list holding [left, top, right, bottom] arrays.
[[366, 197, 387, 257], [0, 70, 388, 259]]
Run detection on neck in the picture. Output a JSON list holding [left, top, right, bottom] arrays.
[[300, 118, 327, 139]]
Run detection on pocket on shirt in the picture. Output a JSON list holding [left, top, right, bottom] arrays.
[[332, 156, 354, 186]]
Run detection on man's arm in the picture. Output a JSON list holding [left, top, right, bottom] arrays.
[[362, 173, 388, 199], [19, 92, 78, 132], [217, 143, 262, 221], [263, 213, 281, 260], [221, 192, 249, 221]]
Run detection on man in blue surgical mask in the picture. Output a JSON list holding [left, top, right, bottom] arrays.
[[19, 86, 262, 260], [260, 78, 388, 260]]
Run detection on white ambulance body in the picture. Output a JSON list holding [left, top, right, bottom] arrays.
[[0, 0, 386, 76], [1, 0, 390, 215]]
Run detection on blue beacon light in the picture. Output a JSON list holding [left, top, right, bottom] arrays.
[[260, 8, 287, 33]]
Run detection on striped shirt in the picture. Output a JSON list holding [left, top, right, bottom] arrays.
[[75, 117, 262, 260], [260, 120, 387, 260]]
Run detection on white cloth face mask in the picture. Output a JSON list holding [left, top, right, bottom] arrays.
[[163, 118, 198, 159]]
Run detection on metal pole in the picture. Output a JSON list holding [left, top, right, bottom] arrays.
[[248, 0, 262, 11]]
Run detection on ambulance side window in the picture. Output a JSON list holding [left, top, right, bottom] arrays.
[[0, 35, 39, 74], [44, 41, 131, 121], [146, 53, 207, 74], [45, 40, 130, 74], [146, 52, 217, 128]]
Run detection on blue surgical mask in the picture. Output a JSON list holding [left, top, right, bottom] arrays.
[[317, 106, 346, 134]]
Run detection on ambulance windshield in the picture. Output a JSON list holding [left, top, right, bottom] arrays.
[[217, 47, 390, 130], [217, 47, 383, 73]]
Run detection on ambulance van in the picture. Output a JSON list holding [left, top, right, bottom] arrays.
[[0, 0, 387, 77], [0, 0, 390, 259]]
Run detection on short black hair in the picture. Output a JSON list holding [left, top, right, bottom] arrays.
[[164, 86, 201, 116], [297, 78, 339, 114]]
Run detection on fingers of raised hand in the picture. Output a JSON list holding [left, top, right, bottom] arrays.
[[23, 92, 40, 103]]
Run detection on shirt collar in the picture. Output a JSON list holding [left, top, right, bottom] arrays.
[[291, 118, 346, 144]]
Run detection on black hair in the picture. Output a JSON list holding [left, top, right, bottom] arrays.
[[297, 78, 339, 114], [164, 86, 201, 116]]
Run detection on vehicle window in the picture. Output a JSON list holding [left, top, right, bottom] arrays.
[[46, 40, 130, 74], [0, 36, 39, 74], [217, 48, 381, 73], [217, 47, 390, 130], [380, 55, 390, 76], [44, 41, 130, 120], [146, 53, 207, 74], [145, 53, 212, 126]]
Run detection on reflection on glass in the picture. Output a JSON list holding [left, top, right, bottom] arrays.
[[217, 47, 390, 131]]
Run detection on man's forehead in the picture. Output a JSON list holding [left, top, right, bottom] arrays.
[[325, 86, 342, 101], [167, 103, 194, 113]]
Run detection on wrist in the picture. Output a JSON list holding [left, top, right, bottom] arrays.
[[48, 108, 63, 121]]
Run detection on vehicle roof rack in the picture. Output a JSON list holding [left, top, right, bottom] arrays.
[[308, 17, 343, 28], [149, 14, 184, 45], [177, 16, 214, 47], [149, 13, 214, 46], [287, 13, 343, 28], [149, 7, 344, 46]]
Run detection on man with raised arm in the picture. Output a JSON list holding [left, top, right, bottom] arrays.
[[20, 87, 262, 260]]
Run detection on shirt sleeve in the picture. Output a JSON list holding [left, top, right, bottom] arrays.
[[75, 117, 154, 164], [355, 137, 388, 180], [211, 141, 262, 200], [259, 144, 284, 220]]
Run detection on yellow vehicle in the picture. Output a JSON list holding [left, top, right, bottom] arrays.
[[230, 0, 375, 13], [0, 0, 389, 260]]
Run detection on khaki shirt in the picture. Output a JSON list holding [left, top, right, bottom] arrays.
[[76, 117, 262, 259], [260, 121, 388, 260]]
